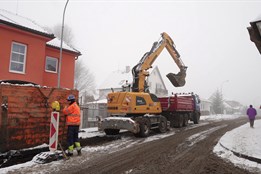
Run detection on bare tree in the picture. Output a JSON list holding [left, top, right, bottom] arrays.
[[52, 24, 74, 45], [74, 59, 96, 102], [49, 24, 96, 103]]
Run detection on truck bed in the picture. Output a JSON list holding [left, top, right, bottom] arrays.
[[158, 95, 194, 112]]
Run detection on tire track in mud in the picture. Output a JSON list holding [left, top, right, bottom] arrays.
[[174, 124, 228, 159], [8, 117, 255, 174], [128, 118, 254, 174], [68, 118, 252, 174]]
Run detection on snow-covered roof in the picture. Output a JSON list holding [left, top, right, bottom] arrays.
[[0, 9, 80, 55], [47, 37, 81, 55], [224, 100, 243, 110], [98, 66, 168, 90], [0, 9, 53, 37], [149, 66, 167, 90], [223, 102, 233, 109], [98, 69, 133, 90], [199, 98, 211, 103]]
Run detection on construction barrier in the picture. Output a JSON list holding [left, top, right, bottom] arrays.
[[49, 112, 60, 151]]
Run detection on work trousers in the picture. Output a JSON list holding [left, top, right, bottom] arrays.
[[67, 125, 80, 147], [249, 119, 255, 128]]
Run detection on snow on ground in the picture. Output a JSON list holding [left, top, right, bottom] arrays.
[[186, 124, 227, 147], [1, 114, 260, 174], [214, 119, 261, 173], [200, 114, 243, 121], [201, 114, 261, 173], [79, 127, 104, 138]]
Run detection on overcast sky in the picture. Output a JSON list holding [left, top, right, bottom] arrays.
[[1, 0, 261, 106]]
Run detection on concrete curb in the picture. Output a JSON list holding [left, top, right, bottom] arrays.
[[219, 142, 261, 164]]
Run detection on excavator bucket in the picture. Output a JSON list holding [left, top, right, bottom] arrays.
[[166, 69, 186, 87]]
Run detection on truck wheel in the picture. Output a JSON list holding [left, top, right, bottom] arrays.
[[156, 116, 167, 133], [193, 113, 200, 124], [174, 115, 183, 128], [166, 114, 175, 128], [178, 115, 183, 127], [104, 129, 120, 135], [173, 115, 183, 128], [183, 114, 189, 127], [135, 119, 150, 137]]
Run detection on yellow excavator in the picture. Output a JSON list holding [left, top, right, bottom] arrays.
[[98, 32, 188, 137]]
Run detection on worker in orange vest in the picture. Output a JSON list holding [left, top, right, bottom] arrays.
[[63, 94, 82, 156]]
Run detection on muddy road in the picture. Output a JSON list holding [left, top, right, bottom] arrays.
[[8, 117, 257, 174]]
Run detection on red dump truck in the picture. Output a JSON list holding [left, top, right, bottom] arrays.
[[158, 93, 201, 128]]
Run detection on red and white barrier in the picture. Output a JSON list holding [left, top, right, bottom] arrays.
[[49, 112, 60, 151]]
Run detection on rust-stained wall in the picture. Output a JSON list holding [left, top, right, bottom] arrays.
[[0, 84, 78, 153]]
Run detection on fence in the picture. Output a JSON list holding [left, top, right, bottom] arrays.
[[80, 103, 108, 129]]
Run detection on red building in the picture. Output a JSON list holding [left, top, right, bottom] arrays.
[[0, 9, 81, 88]]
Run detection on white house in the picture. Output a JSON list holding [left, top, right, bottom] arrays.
[[200, 98, 212, 115], [223, 100, 244, 115], [147, 66, 168, 97], [98, 65, 168, 100]]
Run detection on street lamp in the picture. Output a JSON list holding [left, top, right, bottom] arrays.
[[220, 80, 229, 96], [247, 17, 261, 54], [58, 0, 69, 88]]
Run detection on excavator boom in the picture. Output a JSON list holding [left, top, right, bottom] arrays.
[[132, 32, 187, 92]]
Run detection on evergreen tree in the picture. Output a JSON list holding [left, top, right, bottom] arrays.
[[210, 89, 224, 114]]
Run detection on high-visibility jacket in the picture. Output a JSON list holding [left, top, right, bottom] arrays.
[[63, 102, 81, 126]]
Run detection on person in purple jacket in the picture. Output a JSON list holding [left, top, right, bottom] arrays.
[[246, 105, 257, 128]]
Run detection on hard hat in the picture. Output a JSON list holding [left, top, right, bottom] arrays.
[[51, 101, 60, 111], [67, 94, 75, 101]]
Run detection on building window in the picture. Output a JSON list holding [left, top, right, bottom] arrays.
[[9, 42, 27, 73], [45, 56, 58, 73]]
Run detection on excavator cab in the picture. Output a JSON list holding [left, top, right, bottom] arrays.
[[166, 67, 187, 87]]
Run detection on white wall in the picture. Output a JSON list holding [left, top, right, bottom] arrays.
[[200, 99, 211, 115]]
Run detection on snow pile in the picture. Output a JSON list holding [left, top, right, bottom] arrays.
[[214, 120, 261, 173], [200, 114, 243, 121], [79, 127, 104, 139], [0, 82, 39, 87], [220, 121, 261, 159]]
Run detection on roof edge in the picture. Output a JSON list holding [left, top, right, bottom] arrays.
[[0, 19, 55, 39], [46, 44, 82, 56]]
